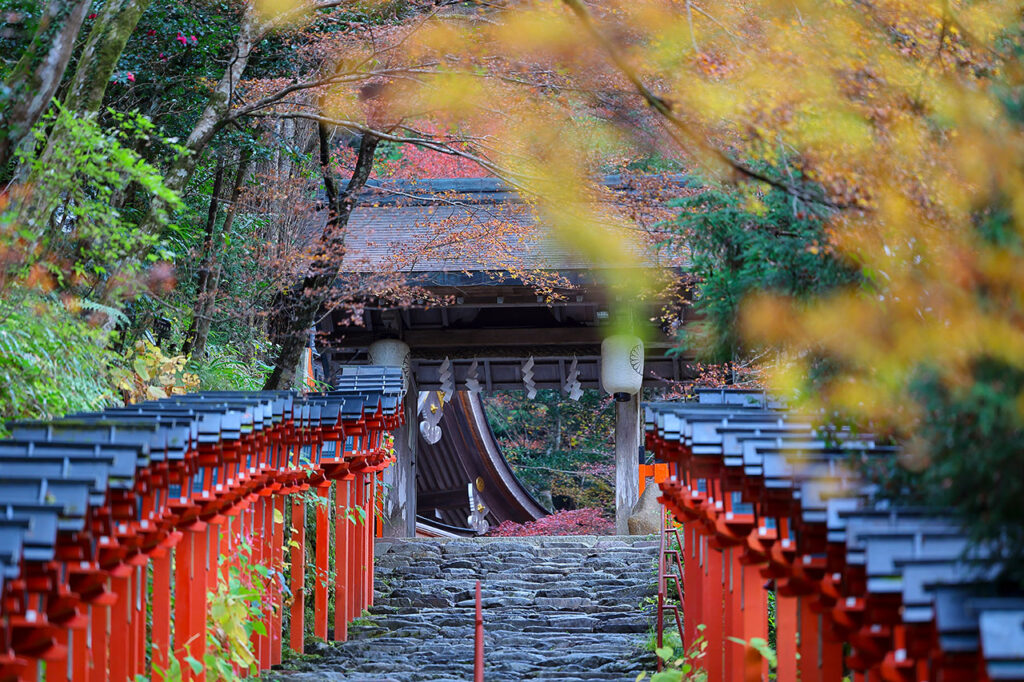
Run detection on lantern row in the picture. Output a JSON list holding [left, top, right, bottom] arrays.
[[646, 388, 1024, 682], [0, 366, 405, 682]]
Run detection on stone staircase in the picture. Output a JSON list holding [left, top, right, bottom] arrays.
[[275, 535, 660, 681]]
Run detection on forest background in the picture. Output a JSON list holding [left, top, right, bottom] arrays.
[[1, 0, 1024, 578]]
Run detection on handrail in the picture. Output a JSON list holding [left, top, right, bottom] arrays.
[[656, 505, 684, 670], [474, 580, 484, 682]]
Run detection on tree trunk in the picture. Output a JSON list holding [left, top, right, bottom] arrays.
[[0, 0, 91, 169], [181, 157, 226, 358], [188, 149, 252, 359], [65, 0, 154, 113], [262, 126, 379, 390]]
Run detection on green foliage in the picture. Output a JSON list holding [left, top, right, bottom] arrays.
[[640, 624, 708, 682], [726, 636, 777, 669], [883, 358, 1024, 585], [0, 292, 121, 426], [666, 176, 860, 362], [6, 103, 183, 291], [483, 388, 615, 513], [205, 548, 268, 680], [189, 342, 274, 391]]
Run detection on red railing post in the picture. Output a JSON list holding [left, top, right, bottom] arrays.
[[798, 597, 822, 682], [72, 623, 88, 682], [656, 516, 666, 670], [363, 474, 373, 608], [289, 495, 306, 653], [51, 629, 69, 682], [724, 547, 739, 681], [354, 473, 366, 614], [110, 574, 130, 682], [264, 497, 276, 667], [313, 483, 330, 640], [474, 580, 484, 682], [741, 561, 767, 680], [333, 478, 350, 642], [135, 564, 147, 681], [89, 593, 108, 675], [705, 545, 725, 682], [347, 477, 359, 625], [189, 526, 209, 682], [776, 593, 799, 682], [684, 524, 702, 650], [271, 494, 285, 666], [151, 549, 172, 677]]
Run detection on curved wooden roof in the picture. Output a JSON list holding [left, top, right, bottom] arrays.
[[415, 390, 547, 533]]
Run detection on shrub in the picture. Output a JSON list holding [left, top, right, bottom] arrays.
[[487, 508, 613, 536]]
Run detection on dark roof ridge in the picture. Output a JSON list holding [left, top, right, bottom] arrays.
[[356, 173, 695, 206]]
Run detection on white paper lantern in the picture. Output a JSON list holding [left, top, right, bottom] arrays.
[[601, 335, 643, 401], [368, 339, 411, 391]]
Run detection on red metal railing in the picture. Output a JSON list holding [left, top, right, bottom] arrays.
[[655, 508, 684, 671], [0, 389, 401, 682], [474, 580, 484, 682]]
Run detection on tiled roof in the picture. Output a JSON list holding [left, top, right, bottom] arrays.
[[336, 175, 689, 274]]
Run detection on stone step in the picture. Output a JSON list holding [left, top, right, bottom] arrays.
[[271, 534, 659, 681]]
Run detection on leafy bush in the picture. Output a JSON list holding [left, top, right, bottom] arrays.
[[666, 177, 860, 362], [189, 343, 274, 391], [484, 389, 615, 514], [487, 508, 613, 536], [0, 292, 121, 425], [640, 625, 708, 682], [111, 339, 199, 401], [5, 104, 183, 293]]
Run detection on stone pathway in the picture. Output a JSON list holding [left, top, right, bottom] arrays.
[[274, 535, 659, 681]]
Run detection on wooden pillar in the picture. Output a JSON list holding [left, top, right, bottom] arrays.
[[271, 494, 285, 665], [776, 593, 799, 682], [152, 549, 172, 676], [89, 601, 108, 682], [383, 379, 417, 537], [313, 483, 330, 639], [798, 597, 823, 682], [289, 495, 306, 653], [683, 525, 703, 649], [109, 575, 129, 682], [333, 479, 350, 642], [705, 547, 725, 682], [614, 393, 641, 535]]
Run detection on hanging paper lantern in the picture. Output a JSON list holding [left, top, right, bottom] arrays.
[[601, 335, 643, 401], [369, 339, 411, 391]]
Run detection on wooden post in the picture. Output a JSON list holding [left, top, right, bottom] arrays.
[[383, 380, 418, 537], [705, 547, 725, 682], [271, 494, 285, 665], [313, 483, 330, 639], [352, 475, 364, 618], [776, 593, 799, 682], [798, 597, 823, 682], [90, 600, 108, 682], [614, 393, 641, 535], [173, 535, 192, 682], [110, 575, 130, 682], [724, 548, 740, 681], [741, 562, 767, 680], [289, 495, 306, 653], [51, 630, 68, 682], [333, 479, 350, 642], [683, 525, 703, 649], [152, 550, 172, 676]]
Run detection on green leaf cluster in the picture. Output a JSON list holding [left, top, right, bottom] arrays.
[[666, 175, 860, 362], [0, 292, 121, 426]]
